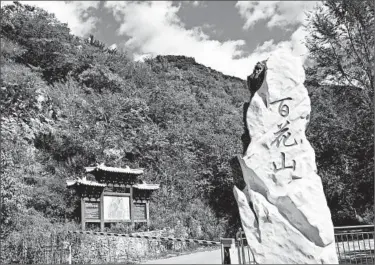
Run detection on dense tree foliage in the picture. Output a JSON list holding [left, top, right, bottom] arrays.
[[0, 2, 373, 262], [306, 82, 374, 225], [305, 0, 374, 94], [0, 2, 246, 250], [305, 0, 374, 225]]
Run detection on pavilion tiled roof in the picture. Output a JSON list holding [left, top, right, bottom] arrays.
[[66, 178, 106, 187], [133, 183, 160, 190], [85, 163, 144, 175]]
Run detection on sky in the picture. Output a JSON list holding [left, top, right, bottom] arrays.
[[3, 1, 321, 80]]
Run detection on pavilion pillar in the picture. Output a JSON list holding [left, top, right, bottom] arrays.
[[130, 186, 134, 230], [100, 192, 104, 232], [81, 198, 86, 231], [146, 201, 150, 230]]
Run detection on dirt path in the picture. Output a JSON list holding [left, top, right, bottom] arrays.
[[141, 248, 222, 264]]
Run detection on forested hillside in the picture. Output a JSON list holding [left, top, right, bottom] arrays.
[[0, 1, 373, 257]]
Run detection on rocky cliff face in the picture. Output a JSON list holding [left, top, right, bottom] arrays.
[[234, 51, 338, 264]]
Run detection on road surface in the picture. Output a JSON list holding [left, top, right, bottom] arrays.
[[142, 248, 222, 264]]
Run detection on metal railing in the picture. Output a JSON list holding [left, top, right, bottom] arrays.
[[235, 228, 255, 264], [334, 225, 374, 264], [235, 225, 374, 264]]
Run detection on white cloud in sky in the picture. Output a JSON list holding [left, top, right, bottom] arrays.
[[2, 0, 314, 79], [253, 40, 276, 54], [104, 1, 253, 78], [235, 1, 319, 29], [133, 53, 153, 62], [183, 1, 205, 8], [104, 1, 310, 79], [192, 1, 200, 7], [254, 26, 309, 61], [108, 43, 118, 50], [8, 1, 100, 36], [233, 1, 320, 71]]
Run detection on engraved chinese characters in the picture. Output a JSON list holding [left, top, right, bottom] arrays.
[[270, 97, 298, 179], [271, 121, 297, 148], [271, 97, 292, 117]]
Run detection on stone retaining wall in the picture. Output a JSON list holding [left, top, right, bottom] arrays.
[[71, 229, 193, 264]]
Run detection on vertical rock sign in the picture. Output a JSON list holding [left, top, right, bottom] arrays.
[[233, 51, 338, 264]]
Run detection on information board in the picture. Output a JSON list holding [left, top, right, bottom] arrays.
[[103, 196, 130, 220], [85, 202, 100, 219], [134, 203, 147, 220]]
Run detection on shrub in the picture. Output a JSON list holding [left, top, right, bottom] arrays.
[[78, 65, 125, 93]]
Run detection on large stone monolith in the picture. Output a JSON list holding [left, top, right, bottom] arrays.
[[234, 51, 338, 264]]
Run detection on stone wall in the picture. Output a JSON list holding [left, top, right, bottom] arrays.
[[70, 229, 194, 264]]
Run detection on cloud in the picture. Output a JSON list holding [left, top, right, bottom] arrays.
[[8, 1, 100, 36], [104, 1, 252, 77], [3, 0, 312, 79], [108, 43, 118, 50], [190, 1, 207, 8], [104, 1, 309, 79], [233, 1, 318, 69], [182, 1, 205, 8], [256, 26, 308, 60], [235, 1, 319, 29], [133, 53, 153, 62], [253, 40, 276, 54], [192, 1, 200, 7]]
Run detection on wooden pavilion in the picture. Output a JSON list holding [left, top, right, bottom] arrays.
[[66, 163, 159, 231]]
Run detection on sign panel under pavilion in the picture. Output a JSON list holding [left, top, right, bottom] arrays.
[[66, 163, 159, 231]]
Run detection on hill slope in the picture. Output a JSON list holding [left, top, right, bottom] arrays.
[[0, 2, 249, 246]]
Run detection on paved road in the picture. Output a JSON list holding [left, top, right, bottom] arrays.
[[142, 248, 222, 264]]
